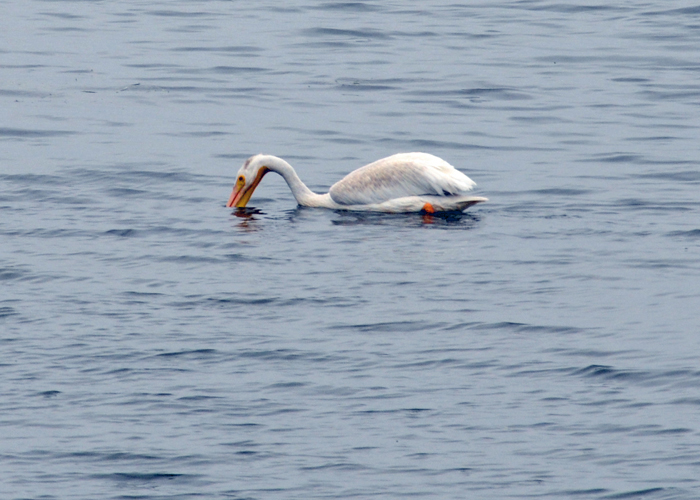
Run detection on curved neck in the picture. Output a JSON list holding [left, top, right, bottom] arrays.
[[261, 155, 326, 206]]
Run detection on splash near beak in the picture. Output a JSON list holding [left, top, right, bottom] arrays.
[[226, 167, 269, 208]]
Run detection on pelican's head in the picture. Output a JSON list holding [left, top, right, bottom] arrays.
[[226, 155, 271, 208]]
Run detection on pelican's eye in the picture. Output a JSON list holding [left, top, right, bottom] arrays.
[[237, 175, 245, 184]]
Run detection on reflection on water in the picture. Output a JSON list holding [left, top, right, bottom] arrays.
[[330, 209, 481, 228], [232, 207, 265, 218], [232, 204, 482, 229], [230, 207, 264, 231]]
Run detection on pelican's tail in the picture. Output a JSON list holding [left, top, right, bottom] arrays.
[[442, 196, 488, 212]]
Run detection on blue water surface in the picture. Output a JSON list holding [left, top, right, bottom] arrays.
[[2, 1, 700, 499]]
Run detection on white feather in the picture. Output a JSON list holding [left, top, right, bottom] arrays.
[[329, 153, 476, 205]]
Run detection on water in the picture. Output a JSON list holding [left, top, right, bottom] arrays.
[[2, 1, 700, 498]]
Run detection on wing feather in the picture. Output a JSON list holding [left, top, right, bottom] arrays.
[[329, 153, 476, 205]]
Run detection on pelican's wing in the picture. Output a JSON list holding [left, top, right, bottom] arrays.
[[329, 153, 476, 206]]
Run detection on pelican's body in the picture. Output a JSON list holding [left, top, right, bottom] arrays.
[[227, 153, 487, 213]]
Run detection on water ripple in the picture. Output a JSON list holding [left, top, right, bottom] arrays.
[[3, 2, 700, 499]]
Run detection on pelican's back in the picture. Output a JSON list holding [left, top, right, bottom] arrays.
[[329, 153, 476, 206]]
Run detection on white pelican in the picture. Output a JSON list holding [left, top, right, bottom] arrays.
[[226, 153, 487, 213]]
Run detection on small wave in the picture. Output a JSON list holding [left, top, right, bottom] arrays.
[[177, 395, 223, 401], [0, 173, 63, 186], [266, 381, 306, 390], [210, 65, 268, 74], [336, 82, 396, 91], [146, 9, 210, 18], [312, 2, 383, 12], [62, 451, 162, 462], [0, 268, 28, 281], [528, 188, 592, 196], [602, 487, 666, 499], [236, 349, 338, 364], [171, 45, 262, 53], [105, 228, 136, 237], [617, 199, 691, 212], [303, 27, 392, 40], [526, 4, 618, 13], [643, 6, 700, 15], [0, 127, 75, 138], [573, 365, 700, 387], [667, 229, 700, 239], [472, 322, 582, 335], [36, 390, 61, 398], [93, 472, 196, 484], [300, 462, 368, 471], [588, 154, 643, 163], [105, 187, 149, 197], [331, 320, 444, 333], [639, 170, 700, 182], [0, 306, 17, 318], [156, 349, 218, 358]]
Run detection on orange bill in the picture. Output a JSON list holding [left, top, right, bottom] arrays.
[[226, 167, 269, 208]]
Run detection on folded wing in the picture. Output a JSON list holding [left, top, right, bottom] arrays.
[[329, 153, 476, 206]]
